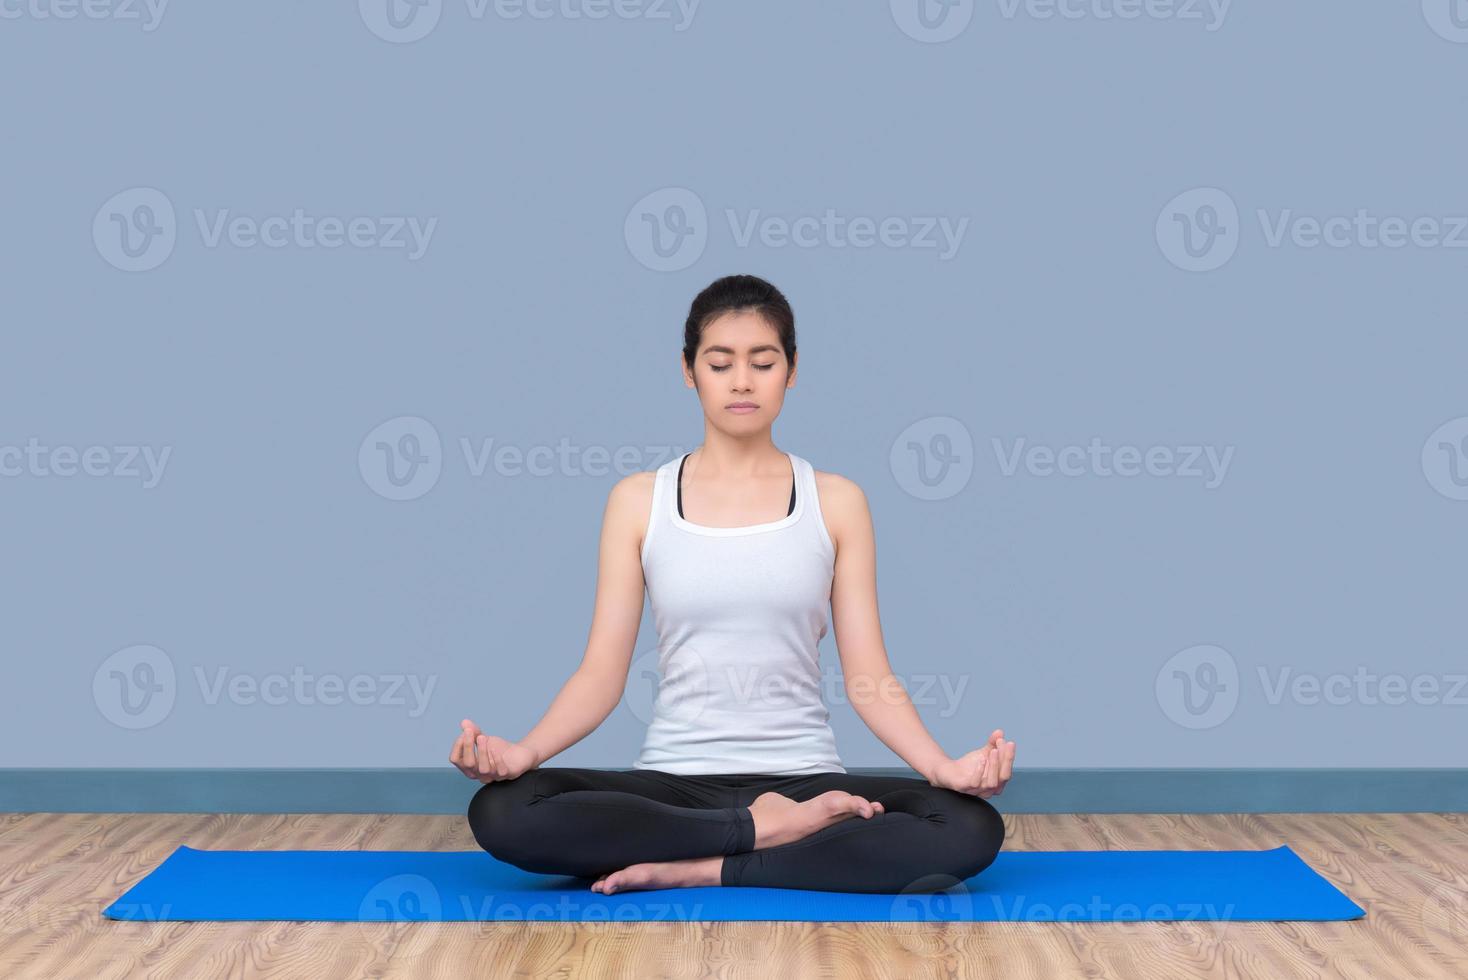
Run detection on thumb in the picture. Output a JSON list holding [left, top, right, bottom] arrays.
[[461, 718, 482, 736]]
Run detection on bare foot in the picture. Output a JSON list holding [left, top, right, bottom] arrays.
[[591, 855, 722, 894], [746, 790, 884, 850]]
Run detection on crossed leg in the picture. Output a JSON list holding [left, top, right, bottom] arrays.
[[714, 772, 1006, 893], [467, 767, 1003, 894]]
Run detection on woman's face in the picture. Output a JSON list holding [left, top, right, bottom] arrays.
[[683, 310, 796, 432]]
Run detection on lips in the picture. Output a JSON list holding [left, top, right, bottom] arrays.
[[727, 403, 758, 410]]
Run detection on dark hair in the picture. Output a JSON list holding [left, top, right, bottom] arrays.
[[682, 274, 796, 375]]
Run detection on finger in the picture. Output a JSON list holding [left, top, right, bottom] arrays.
[[475, 735, 493, 778], [992, 745, 1010, 796], [988, 743, 1010, 796], [989, 728, 1004, 748], [967, 747, 989, 794], [449, 733, 467, 772], [980, 744, 1001, 794], [999, 740, 1016, 783], [462, 718, 482, 738], [451, 735, 478, 779]]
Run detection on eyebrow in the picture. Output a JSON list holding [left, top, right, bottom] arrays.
[[703, 345, 781, 356]]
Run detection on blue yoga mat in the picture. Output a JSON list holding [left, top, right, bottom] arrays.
[[103, 844, 1363, 922]]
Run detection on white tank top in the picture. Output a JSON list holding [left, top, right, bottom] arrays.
[[634, 450, 846, 776]]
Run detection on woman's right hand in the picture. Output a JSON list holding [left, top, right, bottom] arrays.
[[450, 718, 540, 784]]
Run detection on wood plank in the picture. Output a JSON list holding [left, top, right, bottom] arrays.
[[0, 812, 1462, 980]]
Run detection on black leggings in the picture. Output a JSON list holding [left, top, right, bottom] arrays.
[[466, 767, 1005, 894]]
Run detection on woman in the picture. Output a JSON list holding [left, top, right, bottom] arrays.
[[456, 274, 1015, 895]]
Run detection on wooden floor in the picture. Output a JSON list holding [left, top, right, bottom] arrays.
[[1, 811, 1464, 979]]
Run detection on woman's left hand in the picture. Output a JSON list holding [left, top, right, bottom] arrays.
[[929, 729, 1016, 799]]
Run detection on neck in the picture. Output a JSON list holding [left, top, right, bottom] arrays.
[[688, 434, 786, 477]]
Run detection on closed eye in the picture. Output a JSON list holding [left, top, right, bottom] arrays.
[[711, 364, 776, 372]]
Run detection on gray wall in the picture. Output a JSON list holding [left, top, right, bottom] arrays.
[[2, 2, 1464, 769]]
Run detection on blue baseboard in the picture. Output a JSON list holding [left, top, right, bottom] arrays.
[[3, 768, 1465, 814]]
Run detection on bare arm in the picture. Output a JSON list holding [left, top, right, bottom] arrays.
[[823, 473, 1014, 796], [451, 472, 650, 782]]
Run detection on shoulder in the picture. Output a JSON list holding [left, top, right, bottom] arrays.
[[810, 465, 872, 543], [612, 467, 660, 499], [812, 466, 867, 508], [603, 468, 661, 541]]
